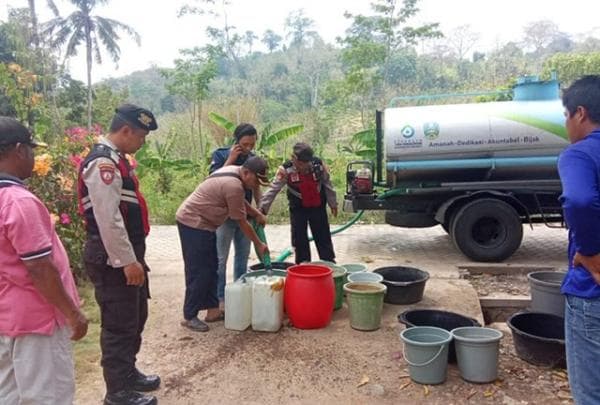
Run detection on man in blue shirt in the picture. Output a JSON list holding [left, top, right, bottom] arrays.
[[209, 123, 258, 313], [558, 75, 600, 405]]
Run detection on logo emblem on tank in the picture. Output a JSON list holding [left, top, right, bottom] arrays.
[[401, 125, 415, 138], [423, 122, 440, 140]]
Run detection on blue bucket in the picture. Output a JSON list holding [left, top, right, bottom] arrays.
[[400, 326, 452, 385]]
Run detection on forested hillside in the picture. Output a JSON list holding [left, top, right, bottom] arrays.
[[2, 0, 600, 228]]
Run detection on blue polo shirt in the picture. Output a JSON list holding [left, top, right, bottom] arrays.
[[209, 147, 254, 202], [559, 129, 600, 298]]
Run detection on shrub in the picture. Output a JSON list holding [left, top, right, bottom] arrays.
[[28, 126, 102, 281]]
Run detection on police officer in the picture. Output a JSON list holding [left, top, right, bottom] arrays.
[[260, 142, 338, 263], [78, 104, 159, 405]]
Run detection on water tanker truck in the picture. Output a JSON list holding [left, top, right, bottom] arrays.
[[344, 76, 568, 262]]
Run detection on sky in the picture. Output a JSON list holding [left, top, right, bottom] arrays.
[[2, 0, 600, 83]]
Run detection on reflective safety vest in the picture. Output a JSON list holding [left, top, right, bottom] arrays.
[[78, 144, 149, 246], [284, 158, 325, 209]]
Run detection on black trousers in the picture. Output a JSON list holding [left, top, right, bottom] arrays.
[[177, 222, 219, 320], [85, 241, 149, 394], [290, 205, 335, 264]]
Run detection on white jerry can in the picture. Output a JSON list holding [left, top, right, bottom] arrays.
[[252, 275, 285, 332], [224, 279, 253, 331]]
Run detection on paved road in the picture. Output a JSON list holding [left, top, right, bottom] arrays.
[[146, 223, 569, 279]]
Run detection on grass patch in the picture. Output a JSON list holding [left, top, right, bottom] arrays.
[[74, 282, 101, 384], [139, 154, 387, 226]]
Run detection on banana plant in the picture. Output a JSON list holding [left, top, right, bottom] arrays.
[[340, 128, 376, 161], [136, 133, 198, 194], [208, 112, 304, 152]]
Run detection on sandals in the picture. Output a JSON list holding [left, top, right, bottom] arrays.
[[181, 317, 209, 332], [205, 311, 225, 323]]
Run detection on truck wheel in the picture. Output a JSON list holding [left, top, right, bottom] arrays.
[[450, 198, 523, 262]]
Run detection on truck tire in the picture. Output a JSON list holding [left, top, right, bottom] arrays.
[[450, 198, 523, 262]]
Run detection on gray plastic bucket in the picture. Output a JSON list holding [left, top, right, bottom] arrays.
[[400, 326, 452, 385], [527, 271, 566, 317], [451, 327, 503, 383]]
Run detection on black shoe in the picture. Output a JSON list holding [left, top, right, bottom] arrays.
[[104, 390, 157, 405], [127, 368, 161, 392]]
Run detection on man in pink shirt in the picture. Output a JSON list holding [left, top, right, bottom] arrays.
[[0, 117, 88, 404]]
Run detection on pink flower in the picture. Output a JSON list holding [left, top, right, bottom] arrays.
[[65, 127, 87, 142], [92, 124, 103, 136], [60, 213, 71, 225], [69, 154, 83, 168]]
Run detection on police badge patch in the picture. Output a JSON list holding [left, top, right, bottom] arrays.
[[99, 163, 115, 185]]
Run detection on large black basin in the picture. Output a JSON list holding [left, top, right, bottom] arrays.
[[398, 309, 481, 363], [249, 261, 294, 271], [373, 266, 429, 305], [507, 311, 566, 368]]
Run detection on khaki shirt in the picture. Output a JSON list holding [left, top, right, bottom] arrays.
[[81, 137, 137, 267], [176, 166, 247, 232]]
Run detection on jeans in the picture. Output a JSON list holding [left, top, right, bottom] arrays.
[[216, 218, 251, 300], [565, 294, 600, 405], [177, 222, 218, 320]]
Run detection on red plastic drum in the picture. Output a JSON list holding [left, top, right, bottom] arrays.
[[284, 264, 334, 329]]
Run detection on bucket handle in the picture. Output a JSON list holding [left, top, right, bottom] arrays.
[[402, 344, 445, 367]]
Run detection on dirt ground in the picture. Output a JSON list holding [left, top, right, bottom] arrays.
[[463, 272, 531, 297], [75, 224, 573, 404]]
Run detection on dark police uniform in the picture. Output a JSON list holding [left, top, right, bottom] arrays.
[[260, 155, 337, 263], [78, 107, 157, 397]]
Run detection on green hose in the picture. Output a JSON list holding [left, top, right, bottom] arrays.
[[251, 220, 272, 268], [274, 210, 365, 262]]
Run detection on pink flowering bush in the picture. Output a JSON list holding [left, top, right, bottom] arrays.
[[28, 126, 102, 281]]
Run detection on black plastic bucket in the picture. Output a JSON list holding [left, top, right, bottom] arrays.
[[507, 311, 566, 368], [249, 262, 295, 272], [373, 266, 429, 305], [398, 309, 481, 363]]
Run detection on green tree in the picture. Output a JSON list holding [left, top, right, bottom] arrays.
[[161, 47, 219, 156], [92, 83, 128, 129], [284, 9, 317, 48], [243, 30, 258, 54], [522, 20, 561, 54], [262, 29, 282, 53], [178, 0, 246, 78], [43, 0, 141, 130], [339, 0, 442, 116], [542, 52, 600, 85], [55, 74, 87, 125]]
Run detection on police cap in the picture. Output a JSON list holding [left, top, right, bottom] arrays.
[[114, 104, 158, 131]]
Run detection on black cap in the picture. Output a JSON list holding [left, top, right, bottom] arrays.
[[243, 156, 270, 185], [0, 117, 44, 147], [114, 104, 158, 131], [293, 142, 313, 161]]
